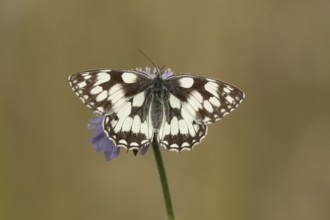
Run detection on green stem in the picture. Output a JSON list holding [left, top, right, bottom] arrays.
[[152, 139, 175, 220]]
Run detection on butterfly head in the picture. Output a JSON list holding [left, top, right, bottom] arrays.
[[136, 50, 172, 79], [155, 66, 162, 77]]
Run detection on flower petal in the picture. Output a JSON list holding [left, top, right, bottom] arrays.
[[141, 143, 150, 155], [88, 114, 150, 160], [162, 68, 173, 79], [88, 116, 121, 160], [104, 143, 120, 161]]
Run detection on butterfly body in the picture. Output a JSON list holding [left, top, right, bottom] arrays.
[[69, 67, 244, 152]]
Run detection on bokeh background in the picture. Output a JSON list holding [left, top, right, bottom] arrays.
[[1, 0, 330, 219]]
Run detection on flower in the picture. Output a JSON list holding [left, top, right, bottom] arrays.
[[88, 117, 120, 160], [161, 68, 173, 79], [88, 116, 149, 160], [136, 67, 155, 78], [135, 67, 173, 79]]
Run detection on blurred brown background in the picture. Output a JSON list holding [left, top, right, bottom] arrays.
[[1, 0, 330, 220]]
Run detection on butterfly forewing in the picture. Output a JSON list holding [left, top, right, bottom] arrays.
[[164, 74, 245, 124], [68, 69, 151, 115]]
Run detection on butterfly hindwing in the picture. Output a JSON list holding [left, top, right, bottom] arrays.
[[103, 88, 154, 150], [158, 91, 207, 151]]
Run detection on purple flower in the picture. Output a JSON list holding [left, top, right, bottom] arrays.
[[135, 67, 173, 79], [88, 116, 149, 160], [161, 68, 173, 79], [88, 117, 120, 160], [136, 67, 155, 78]]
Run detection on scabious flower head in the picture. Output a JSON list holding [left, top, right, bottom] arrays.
[[161, 68, 173, 79], [88, 117, 120, 160], [88, 116, 149, 160], [135, 67, 173, 79]]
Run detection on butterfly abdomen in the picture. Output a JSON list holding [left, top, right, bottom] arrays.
[[150, 89, 165, 131]]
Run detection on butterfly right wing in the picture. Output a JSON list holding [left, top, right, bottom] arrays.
[[103, 87, 154, 150], [68, 69, 152, 115]]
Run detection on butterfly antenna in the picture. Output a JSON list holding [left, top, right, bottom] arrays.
[[137, 49, 161, 75], [160, 65, 167, 71]]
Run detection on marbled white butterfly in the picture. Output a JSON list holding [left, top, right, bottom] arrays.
[[69, 67, 245, 152]]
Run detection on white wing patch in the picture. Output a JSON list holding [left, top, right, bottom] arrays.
[[178, 119, 188, 134], [204, 81, 219, 98], [209, 97, 221, 107], [122, 117, 133, 132], [93, 73, 111, 85], [169, 93, 181, 109], [122, 72, 138, 83], [186, 93, 202, 111], [203, 100, 213, 113], [96, 90, 108, 102], [178, 77, 194, 88], [132, 91, 145, 107], [170, 117, 179, 135], [90, 86, 103, 95], [131, 115, 140, 133]]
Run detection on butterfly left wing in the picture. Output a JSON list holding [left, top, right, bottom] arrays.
[[158, 90, 207, 151], [158, 74, 245, 151], [163, 74, 245, 124]]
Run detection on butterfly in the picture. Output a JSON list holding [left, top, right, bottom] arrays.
[[68, 67, 245, 152]]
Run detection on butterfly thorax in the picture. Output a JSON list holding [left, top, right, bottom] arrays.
[[150, 75, 166, 132]]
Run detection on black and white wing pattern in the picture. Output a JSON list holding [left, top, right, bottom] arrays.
[[159, 74, 245, 151], [69, 69, 154, 149], [69, 68, 245, 152], [69, 69, 151, 115], [102, 86, 154, 149]]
